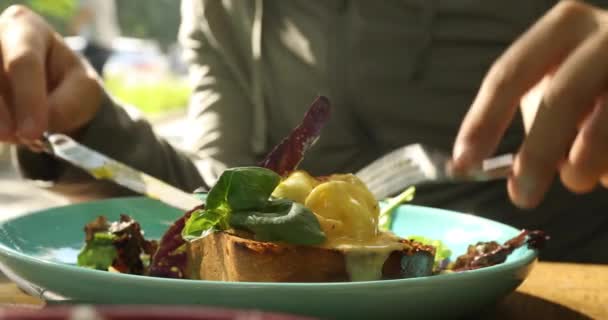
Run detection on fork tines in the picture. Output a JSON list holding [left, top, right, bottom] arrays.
[[356, 144, 440, 200]]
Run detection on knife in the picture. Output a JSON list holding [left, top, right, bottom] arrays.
[[42, 133, 203, 211]]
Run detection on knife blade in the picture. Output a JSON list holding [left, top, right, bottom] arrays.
[[42, 133, 203, 211]]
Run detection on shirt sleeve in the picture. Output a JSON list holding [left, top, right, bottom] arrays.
[[15, 0, 256, 199]]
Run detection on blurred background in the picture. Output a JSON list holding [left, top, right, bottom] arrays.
[[0, 0, 189, 201], [0, 0, 190, 119]]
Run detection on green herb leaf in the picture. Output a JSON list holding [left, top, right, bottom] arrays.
[[379, 187, 416, 231], [184, 167, 326, 245], [183, 167, 282, 239], [229, 199, 326, 245], [206, 167, 281, 212], [182, 207, 229, 239], [77, 232, 117, 270]]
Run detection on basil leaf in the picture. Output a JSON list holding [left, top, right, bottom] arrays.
[[230, 199, 326, 245], [183, 167, 281, 239], [77, 232, 117, 270], [182, 208, 228, 239], [206, 167, 281, 212]]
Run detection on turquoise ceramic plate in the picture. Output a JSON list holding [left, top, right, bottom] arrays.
[[0, 197, 537, 319]]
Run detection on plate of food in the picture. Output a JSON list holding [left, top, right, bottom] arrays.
[[0, 97, 546, 319]]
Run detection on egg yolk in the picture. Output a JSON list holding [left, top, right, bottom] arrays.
[[272, 171, 379, 245], [271, 171, 319, 204]]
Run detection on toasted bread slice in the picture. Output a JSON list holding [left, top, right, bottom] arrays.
[[187, 232, 435, 282]]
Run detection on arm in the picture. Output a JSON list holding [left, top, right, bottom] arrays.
[[14, 0, 257, 199]]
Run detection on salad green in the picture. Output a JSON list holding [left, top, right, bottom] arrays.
[[182, 167, 326, 245], [77, 232, 117, 270], [378, 186, 416, 231], [408, 235, 452, 271], [378, 187, 453, 271]]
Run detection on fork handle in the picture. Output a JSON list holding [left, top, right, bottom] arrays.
[[456, 153, 514, 181], [483, 153, 513, 176]]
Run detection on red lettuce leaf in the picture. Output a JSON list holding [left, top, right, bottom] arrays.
[[109, 214, 158, 275], [258, 96, 331, 176], [148, 206, 202, 278], [80, 215, 158, 275]]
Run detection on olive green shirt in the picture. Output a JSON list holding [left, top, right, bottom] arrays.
[[17, 0, 608, 262]]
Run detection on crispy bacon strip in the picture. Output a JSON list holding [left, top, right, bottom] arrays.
[[259, 96, 331, 176], [451, 230, 549, 271]]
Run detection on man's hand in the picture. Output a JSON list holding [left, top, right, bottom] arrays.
[[453, 1, 608, 208], [0, 5, 102, 145]]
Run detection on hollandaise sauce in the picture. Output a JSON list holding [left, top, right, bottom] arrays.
[[273, 171, 407, 281], [331, 232, 407, 281]]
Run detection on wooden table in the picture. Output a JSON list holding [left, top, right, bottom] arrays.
[[479, 262, 608, 319], [0, 262, 605, 319]]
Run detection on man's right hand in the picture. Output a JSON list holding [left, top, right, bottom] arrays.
[[0, 5, 103, 145]]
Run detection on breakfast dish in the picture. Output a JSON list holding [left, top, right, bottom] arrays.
[[78, 168, 437, 282], [0, 196, 544, 319], [76, 96, 547, 283], [0, 95, 551, 319]]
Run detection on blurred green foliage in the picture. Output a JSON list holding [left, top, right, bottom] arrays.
[[0, 0, 181, 50], [0, 0, 76, 33], [28, 0, 75, 18], [0, 0, 188, 115], [105, 76, 191, 115]]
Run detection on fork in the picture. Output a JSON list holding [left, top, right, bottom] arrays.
[[355, 143, 513, 200]]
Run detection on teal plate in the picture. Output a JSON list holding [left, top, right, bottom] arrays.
[[0, 197, 537, 319]]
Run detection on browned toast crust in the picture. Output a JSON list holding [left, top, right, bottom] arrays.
[[187, 232, 435, 282]]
